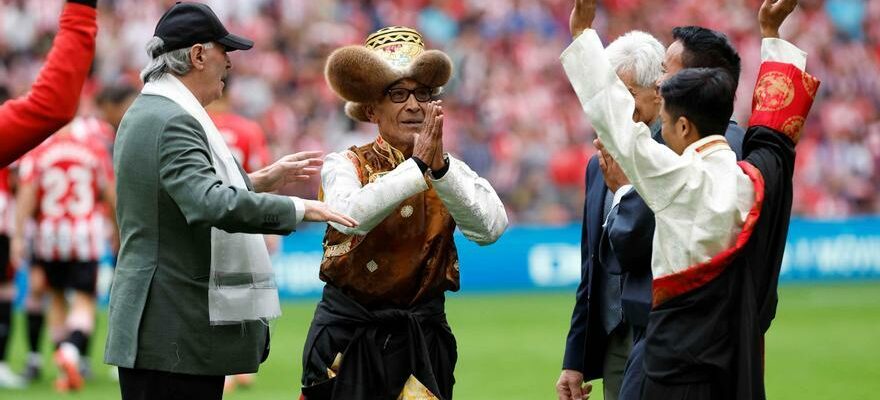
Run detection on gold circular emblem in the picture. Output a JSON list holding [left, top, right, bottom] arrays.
[[782, 116, 805, 143], [754, 71, 795, 112], [802, 73, 819, 99], [400, 205, 414, 218]]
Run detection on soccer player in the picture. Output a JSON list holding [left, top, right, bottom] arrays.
[[12, 122, 116, 392]]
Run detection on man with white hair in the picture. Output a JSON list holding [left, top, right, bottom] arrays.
[[103, 3, 356, 399], [557, 30, 665, 400]]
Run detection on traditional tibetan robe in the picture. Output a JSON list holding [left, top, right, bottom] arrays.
[[320, 138, 461, 308], [301, 136, 507, 400], [561, 29, 818, 400]]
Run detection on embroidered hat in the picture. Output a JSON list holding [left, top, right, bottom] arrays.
[[324, 26, 454, 122]]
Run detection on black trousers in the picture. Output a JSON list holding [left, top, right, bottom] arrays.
[[118, 367, 224, 400]]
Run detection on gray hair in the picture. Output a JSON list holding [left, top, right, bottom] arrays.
[[140, 37, 214, 83], [605, 31, 665, 89]]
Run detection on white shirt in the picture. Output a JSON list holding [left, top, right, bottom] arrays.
[[560, 30, 807, 279], [321, 150, 508, 245]]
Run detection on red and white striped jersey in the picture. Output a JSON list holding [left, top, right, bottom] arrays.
[[18, 129, 113, 262], [210, 111, 271, 173], [71, 116, 115, 153], [0, 167, 13, 236]]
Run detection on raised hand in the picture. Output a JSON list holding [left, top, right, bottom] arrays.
[[250, 150, 324, 193], [569, 0, 597, 39], [428, 102, 446, 171], [413, 101, 443, 168], [302, 199, 359, 227], [759, 0, 798, 38]]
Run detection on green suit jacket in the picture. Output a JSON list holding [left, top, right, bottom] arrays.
[[104, 94, 298, 375]]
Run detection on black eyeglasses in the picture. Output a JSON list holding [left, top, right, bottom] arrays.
[[386, 87, 433, 103]]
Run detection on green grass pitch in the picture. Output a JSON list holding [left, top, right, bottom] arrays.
[[4, 282, 879, 399]]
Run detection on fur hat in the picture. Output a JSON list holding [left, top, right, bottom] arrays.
[[325, 26, 454, 123]]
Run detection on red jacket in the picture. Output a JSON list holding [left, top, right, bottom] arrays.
[[0, 3, 97, 167]]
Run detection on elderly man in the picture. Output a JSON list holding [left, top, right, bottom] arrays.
[[300, 27, 508, 399], [563, 0, 817, 398], [104, 3, 356, 399], [0, 0, 97, 166], [557, 30, 665, 400]]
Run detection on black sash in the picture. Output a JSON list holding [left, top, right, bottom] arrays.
[[301, 285, 456, 400]]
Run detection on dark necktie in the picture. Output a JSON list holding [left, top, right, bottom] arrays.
[[600, 189, 623, 334]]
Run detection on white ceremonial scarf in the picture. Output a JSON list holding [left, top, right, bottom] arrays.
[[142, 74, 281, 325]]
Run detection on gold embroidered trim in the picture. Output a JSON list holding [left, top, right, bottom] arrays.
[[365, 26, 424, 49], [324, 238, 354, 257], [397, 375, 438, 400]]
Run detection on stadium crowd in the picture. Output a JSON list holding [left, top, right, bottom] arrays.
[[0, 0, 877, 222]]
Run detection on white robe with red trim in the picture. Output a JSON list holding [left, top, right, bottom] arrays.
[[560, 29, 819, 400], [560, 29, 806, 288]]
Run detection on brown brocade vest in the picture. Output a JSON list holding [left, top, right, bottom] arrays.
[[320, 137, 460, 308]]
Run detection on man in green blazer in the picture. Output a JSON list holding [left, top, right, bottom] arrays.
[[104, 3, 356, 399]]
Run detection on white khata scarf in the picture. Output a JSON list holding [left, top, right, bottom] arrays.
[[142, 74, 281, 325]]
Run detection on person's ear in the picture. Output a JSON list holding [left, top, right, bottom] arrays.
[[676, 115, 689, 138], [651, 86, 662, 105], [190, 44, 206, 70], [364, 104, 378, 123]]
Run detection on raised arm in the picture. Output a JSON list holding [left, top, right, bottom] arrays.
[[0, 1, 98, 166], [746, 0, 817, 161], [561, 2, 690, 213]]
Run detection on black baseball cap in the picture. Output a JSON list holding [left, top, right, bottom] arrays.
[[152, 2, 253, 57]]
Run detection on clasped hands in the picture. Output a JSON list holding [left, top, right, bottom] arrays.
[[412, 100, 448, 173]]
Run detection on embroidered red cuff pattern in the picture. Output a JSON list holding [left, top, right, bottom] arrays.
[[747, 61, 820, 144]]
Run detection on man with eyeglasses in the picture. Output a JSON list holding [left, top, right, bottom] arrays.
[[299, 26, 508, 399]]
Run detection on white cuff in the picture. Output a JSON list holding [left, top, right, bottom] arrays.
[[289, 196, 305, 224], [611, 184, 633, 208], [761, 37, 807, 71]]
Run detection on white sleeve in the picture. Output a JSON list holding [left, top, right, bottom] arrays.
[[321, 152, 428, 235], [560, 29, 691, 213], [289, 196, 304, 223], [761, 38, 807, 70], [430, 155, 508, 245]]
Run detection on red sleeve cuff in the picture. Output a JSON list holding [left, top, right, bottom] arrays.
[[747, 61, 820, 144]]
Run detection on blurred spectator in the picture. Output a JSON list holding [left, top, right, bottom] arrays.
[[2, 0, 876, 222]]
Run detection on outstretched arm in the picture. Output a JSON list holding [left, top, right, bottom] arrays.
[[561, 0, 690, 213], [0, 1, 98, 166]]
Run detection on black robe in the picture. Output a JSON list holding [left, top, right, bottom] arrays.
[[642, 126, 795, 400]]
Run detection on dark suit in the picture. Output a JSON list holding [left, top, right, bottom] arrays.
[[564, 121, 744, 400]]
